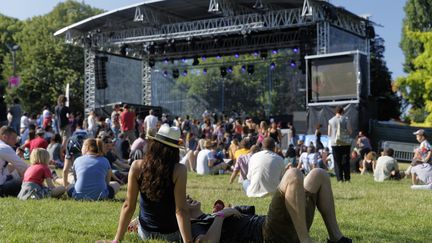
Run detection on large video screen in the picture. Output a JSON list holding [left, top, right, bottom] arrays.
[[310, 55, 357, 102]]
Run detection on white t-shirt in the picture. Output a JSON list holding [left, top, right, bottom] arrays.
[[196, 149, 215, 175], [20, 115, 29, 129], [246, 150, 285, 197], [374, 155, 398, 182], [299, 152, 317, 174], [0, 140, 29, 185], [144, 114, 158, 130]]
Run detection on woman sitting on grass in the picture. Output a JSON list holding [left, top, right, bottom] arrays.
[[360, 151, 377, 175], [114, 124, 192, 242], [18, 148, 65, 200], [67, 138, 120, 201]]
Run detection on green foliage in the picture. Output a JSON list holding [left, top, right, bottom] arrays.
[[370, 36, 401, 120], [1, 0, 103, 113], [396, 31, 432, 123], [0, 171, 431, 242], [400, 0, 432, 73], [170, 50, 304, 117], [0, 14, 21, 81]]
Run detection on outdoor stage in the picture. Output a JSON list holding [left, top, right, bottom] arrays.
[[55, 0, 374, 133]]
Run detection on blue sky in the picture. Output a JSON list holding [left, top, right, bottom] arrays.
[[0, 0, 406, 79]]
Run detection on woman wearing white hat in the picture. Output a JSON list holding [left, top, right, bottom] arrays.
[[114, 124, 192, 242]]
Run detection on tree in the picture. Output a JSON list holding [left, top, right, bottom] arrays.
[[397, 0, 432, 122], [369, 36, 401, 120], [0, 14, 21, 81], [400, 0, 432, 73], [2, 0, 102, 113], [396, 31, 432, 123]]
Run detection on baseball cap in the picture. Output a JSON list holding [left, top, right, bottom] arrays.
[[413, 129, 425, 136]]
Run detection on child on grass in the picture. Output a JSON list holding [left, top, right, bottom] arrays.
[[17, 148, 65, 200]]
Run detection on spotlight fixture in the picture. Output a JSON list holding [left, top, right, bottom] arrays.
[[260, 50, 268, 60], [192, 56, 200, 66], [147, 44, 155, 55], [234, 53, 240, 58], [220, 66, 227, 77], [290, 59, 297, 68], [120, 44, 128, 56], [270, 62, 276, 70], [247, 64, 255, 75], [172, 69, 179, 79], [148, 57, 155, 68], [182, 70, 188, 76], [293, 47, 299, 53]]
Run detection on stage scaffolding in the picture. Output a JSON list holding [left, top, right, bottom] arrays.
[[55, 0, 373, 116]]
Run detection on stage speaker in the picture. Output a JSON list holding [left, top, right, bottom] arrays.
[[95, 56, 108, 89]]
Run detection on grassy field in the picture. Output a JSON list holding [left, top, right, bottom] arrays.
[[1, 166, 432, 242]]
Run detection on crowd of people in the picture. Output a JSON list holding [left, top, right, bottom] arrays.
[[1, 96, 432, 242]]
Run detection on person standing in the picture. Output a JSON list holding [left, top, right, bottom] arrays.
[[55, 95, 70, 149], [328, 106, 352, 182], [120, 104, 136, 143], [143, 109, 158, 137], [8, 98, 22, 133], [111, 104, 121, 138]]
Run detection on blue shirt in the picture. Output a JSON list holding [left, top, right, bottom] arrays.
[[72, 155, 111, 200]]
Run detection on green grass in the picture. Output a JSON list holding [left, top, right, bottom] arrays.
[[1, 167, 432, 242]]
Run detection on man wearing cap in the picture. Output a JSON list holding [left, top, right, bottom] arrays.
[[22, 128, 48, 153], [0, 126, 29, 197]]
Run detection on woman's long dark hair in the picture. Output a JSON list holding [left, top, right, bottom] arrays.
[[138, 139, 179, 201]]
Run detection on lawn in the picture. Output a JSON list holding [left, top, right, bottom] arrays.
[[1, 167, 431, 242]]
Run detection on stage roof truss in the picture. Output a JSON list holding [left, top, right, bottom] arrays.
[[58, 0, 369, 54]]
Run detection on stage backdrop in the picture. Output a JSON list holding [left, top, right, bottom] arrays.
[[94, 54, 142, 108]]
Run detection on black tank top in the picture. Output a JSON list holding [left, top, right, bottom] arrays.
[[139, 178, 178, 233]]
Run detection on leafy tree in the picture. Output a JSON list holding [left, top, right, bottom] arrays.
[[2, 0, 102, 113], [369, 36, 401, 120], [0, 14, 21, 81], [400, 0, 432, 73], [396, 31, 432, 123], [397, 0, 432, 122]]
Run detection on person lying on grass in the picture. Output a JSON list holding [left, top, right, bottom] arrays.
[[17, 148, 65, 200], [126, 168, 351, 243]]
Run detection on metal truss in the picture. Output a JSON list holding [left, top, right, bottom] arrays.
[[316, 21, 330, 54], [208, 0, 235, 16], [142, 55, 152, 105], [150, 31, 302, 60], [134, 6, 184, 25], [84, 48, 96, 113], [83, 5, 363, 48]]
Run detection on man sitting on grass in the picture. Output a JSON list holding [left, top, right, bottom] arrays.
[[187, 168, 351, 243], [374, 148, 403, 182]]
